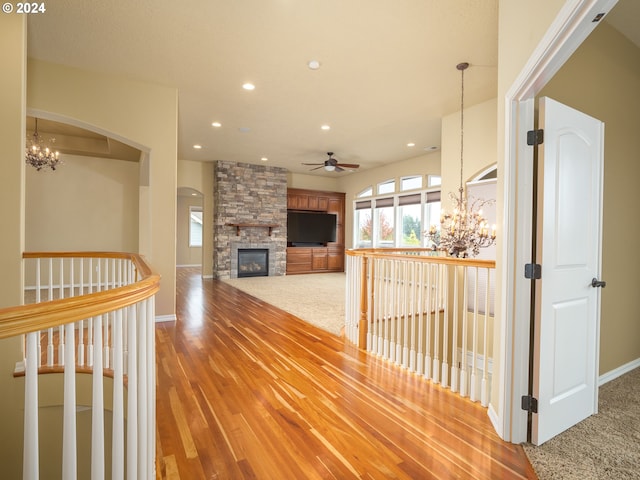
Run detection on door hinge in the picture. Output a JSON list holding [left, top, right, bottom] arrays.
[[527, 129, 544, 146], [524, 263, 542, 279], [521, 395, 538, 413]]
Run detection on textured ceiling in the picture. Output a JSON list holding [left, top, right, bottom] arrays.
[[25, 0, 634, 174]]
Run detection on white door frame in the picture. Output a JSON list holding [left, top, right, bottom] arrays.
[[497, 0, 618, 443]]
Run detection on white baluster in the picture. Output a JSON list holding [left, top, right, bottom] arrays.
[[35, 260, 43, 366], [88, 260, 94, 367], [103, 260, 110, 369], [450, 267, 460, 393], [481, 268, 491, 407], [409, 262, 423, 372], [23, 332, 39, 480], [47, 259, 55, 366], [58, 258, 65, 366], [401, 262, 410, 368], [441, 265, 449, 388], [470, 267, 479, 402], [137, 300, 149, 480], [424, 264, 432, 381], [63, 322, 77, 479], [112, 308, 124, 480], [127, 305, 138, 480], [78, 259, 85, 367], [367, 258, 373, 352], [389, 261, 397, 364], [460, 267, 469, 398], [416, 262, 424, 375], [148, 298, 156, 478], [91, 315, 105, 479], [432, 264, 441, 385]]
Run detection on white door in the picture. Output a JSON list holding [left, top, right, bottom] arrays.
[[532, 97, 604, 445]]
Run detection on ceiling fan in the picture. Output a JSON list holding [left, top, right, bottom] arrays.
[[302, 152, 360, 172]]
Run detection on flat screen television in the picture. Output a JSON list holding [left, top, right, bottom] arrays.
[[287, 212, 337, 246]]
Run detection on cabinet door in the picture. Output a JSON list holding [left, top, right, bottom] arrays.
[[327, 197, 343, 215], [328, 197, 345, 245], [286, 248, 312, 273], [288, 194, 310, 210], [327, 250, 344, 271], [307, 196, 319, 210], [317, 197, 329, 211], [312, 248, 328, 270]]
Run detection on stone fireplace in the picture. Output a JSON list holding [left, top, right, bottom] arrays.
[[213, 161, 288, 279]]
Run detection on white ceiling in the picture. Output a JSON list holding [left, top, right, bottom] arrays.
[[25, 0, 635, 175]]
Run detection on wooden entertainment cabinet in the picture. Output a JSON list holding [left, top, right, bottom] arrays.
[[286, 188, 346, 274]]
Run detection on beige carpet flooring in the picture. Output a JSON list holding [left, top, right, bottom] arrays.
[[523, 366, 640, 479], [222, 272, 346, 336]]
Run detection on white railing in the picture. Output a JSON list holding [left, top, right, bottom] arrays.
[[0, 252, 159, 480], [345, 249, 495, 406]]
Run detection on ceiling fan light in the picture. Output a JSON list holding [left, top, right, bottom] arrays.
[[324, 165, 335, 172]]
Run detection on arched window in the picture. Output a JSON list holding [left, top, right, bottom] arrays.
[[357, 187, 373, 198]]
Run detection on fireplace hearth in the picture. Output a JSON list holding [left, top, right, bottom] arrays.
[[237, 248, 269, 278]]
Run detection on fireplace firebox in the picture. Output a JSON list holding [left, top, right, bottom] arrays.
[[237, 249, 269, 278]]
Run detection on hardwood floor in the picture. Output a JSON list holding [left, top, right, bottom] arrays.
[[156, 268, 537, 479]]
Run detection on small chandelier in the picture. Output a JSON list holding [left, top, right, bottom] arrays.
[[25, 118, 61, 171], [426, 62, 496, 258]]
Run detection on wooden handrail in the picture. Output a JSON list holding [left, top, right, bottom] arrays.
[[345, 248, 496, 269], [0, 252, 160, 340]]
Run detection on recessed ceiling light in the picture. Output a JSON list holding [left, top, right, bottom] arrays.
[[211, 122, 222, 128], [242, 83, 255, 91], [308, 60, 321, 70], [261, 157, 268, 162], [191, 193, 197, 196], [407, 142, 416, 147], [320, 125, 331, 131], [193, 144, 202, 149], [424, 145, 439, 151]]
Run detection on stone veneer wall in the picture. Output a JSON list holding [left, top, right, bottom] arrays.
[[213, 161, 288, 279]]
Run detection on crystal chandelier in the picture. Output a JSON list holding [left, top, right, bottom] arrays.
[[25, 118, 61, 171], [426, 62, 496, 258]]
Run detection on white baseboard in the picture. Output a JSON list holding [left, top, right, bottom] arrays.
[[202, 274, 214, 279], [599, 357, 640, 386], [155, 314, 177, 323], [176, 264, 202, 268], [457, 348, 493, 374], [487, 403, 502, 439]]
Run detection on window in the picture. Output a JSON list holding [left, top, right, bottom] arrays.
[[353, 174, 441, 249], [427, 175, 442, 187], [189, 206, 203, 247], [398, 194, 421, 247], [423, 191, 441, 248], [377, 179, 396, 195], [401, 175, 422, 191], [357, 187, 373, 198], [374, 197, 395, 247], [354, 200, 372, 248]]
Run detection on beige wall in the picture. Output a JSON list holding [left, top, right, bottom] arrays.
[[177, 159, 213, 274], [26, 155, 139, 251], [27, 59, 178, 317], [288, 172, 340, 192], [492, 0, 567, 418], [335, 98, 497, 250], [0, 14, 28, 479], [538, 21, 640, 373], [441, 98, 498, 198]]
